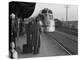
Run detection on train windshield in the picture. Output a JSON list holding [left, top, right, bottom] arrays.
[[41, 9, 47, 14], [49, 14, 53, 20]]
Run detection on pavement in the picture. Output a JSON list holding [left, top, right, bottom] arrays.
[[16, 33, 68, 58]]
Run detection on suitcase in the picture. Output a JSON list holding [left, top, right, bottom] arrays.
[[23, 44, 32, 53]]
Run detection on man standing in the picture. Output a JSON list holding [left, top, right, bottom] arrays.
[[31, 18, 41, 54], [25, 21, 31, 45]]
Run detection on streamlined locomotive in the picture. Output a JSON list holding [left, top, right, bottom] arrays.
[[38, 8, 55, 32]]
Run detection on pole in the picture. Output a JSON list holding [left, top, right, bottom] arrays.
[[65, 5, 69, 25], [66, 5, 68, 21]]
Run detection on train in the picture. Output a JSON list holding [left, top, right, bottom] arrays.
[[37, 8, 55, 32]]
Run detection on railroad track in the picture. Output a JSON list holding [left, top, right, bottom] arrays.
[[56, 28, 78, 36], [45, 33, 74, 55], [55, 31, 78, 43], [60, 34, 77, 43]]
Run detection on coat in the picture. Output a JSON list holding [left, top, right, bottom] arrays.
[[31, 20, 41, 48]]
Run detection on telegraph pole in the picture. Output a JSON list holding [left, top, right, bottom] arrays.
[[65, 5, 69, 22], [65, 5, 69, 25]]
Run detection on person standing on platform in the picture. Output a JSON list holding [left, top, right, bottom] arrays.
[[31, 18, 41, 54], [25, 21, 31, 45]]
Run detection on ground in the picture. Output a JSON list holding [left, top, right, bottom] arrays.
[[15, 30, 78, 58]]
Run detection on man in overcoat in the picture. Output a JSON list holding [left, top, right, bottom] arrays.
[[31, 18, 41, 54]]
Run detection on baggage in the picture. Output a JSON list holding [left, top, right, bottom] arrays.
[[23, 44, 32, 53]]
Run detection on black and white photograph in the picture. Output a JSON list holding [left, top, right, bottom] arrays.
[[9, 1, 78, 59]]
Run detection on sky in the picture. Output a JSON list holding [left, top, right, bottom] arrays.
[[31, 2, 78, 21]]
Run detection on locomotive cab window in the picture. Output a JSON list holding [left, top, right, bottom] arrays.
[[49, 14, 53, 20], [41, 10, 47, 14]]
